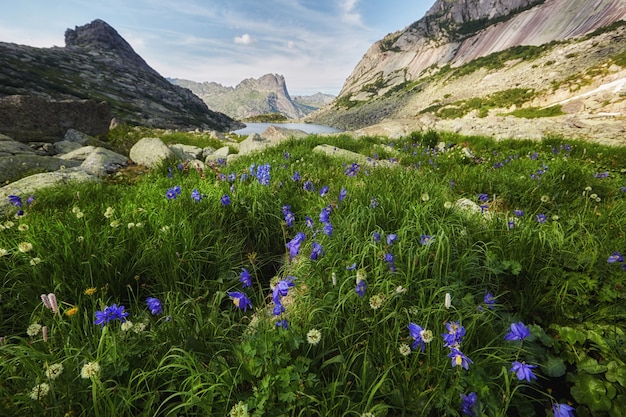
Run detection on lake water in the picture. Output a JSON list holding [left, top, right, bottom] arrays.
[[233, 122, 342, 135]]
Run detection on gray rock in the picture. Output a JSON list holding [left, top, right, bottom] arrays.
[[0, 169, 100, 214], [205, 146, 230, 163], [0, 155, 81, 185], [238, 133, 267, 155], [58, 146, 97, 161], [79, 147, 128, 177], [169, 144, 203, 160], [129, 137, 176, 169], [201, 146, 216, 159], [312, 144, 396, 168], [0, 95, 111, 142], [64, 129, 94, 145], [54, 140, 83, 154], [0, 135, 37, 157]]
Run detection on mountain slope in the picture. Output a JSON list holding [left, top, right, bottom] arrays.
[[307, 0, 626, 141], [170, 74, 322, 120], [0, 19, 242, 131]]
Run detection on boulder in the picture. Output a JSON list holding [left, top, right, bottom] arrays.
[[0, 134, 37, 157], [0, 169, 100, 214], [79, 147, 128, 177], [205, 146, 230, 163], [53, 140, 84, 154], [64, 129, 95, 145], [58, 146, 98, 161], [0, 95, 111, 142], [0, 155, 81, 185], [238, 133, 267, 155], [129, 137, 176, 169], [169, 144, 203, 160]]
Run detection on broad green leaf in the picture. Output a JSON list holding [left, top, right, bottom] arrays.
[[606, 361, 626, 388], [571, 374, 612, 412], [542, 355, 567, 377], [578, 357, 608, 374], [557, 326, 587, 345]]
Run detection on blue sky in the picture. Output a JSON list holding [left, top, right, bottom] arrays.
[[0, 1, 436, 95]]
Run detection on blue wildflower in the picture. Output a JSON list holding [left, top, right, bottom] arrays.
[[303, 180, 314, 192], [305, 216, 314, 230], [460, 392, 478, 417], [240, 268, 252, 288], [291, 171, 301, 181], [386, 233, 398, 245], [345, 162, 360, 177], [504, 321, 530, 341], [408, 323, 426, 352], [283, 206, 295, 227], [319, 186, 329, 196], [511, 361, 537, 382], [553, 403, 575, 417], [594, 171, 609, 178], [323, 222, 333, 237], [478, 193, 489, 202], [608, 251, 623, 263], [443, 321, 466, 347], [346, 263, 357, 270], [420, 235, 433, 245], [8, 195, 22, 208], [370, 197, 379, 208], [94, 304, 129, 327], [513, 209, 524, 217], [221, 195, 231, 206], [310, 242, 325, 260], [275, 319, 289, 329], [536, 213, 547, 223], [166, 186, 181, 200], [483, 292, 495, 310], [338, 187, 347, 203], [191, 189, 203, 202], [227, 291, 252, 312], [256, 163, 271, 185], [373, 231, 381, 242], [286, 232, 306, 259], [448, 348, 473, 370], [319, 206, 331, 223], [146, 297, 163, 315], [355, 279, 366, 297]]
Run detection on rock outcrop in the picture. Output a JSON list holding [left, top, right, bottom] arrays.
[[170, 74, 322, 120], [0, 19, 243, 132], [307, 0, 626, 143], [0, 95, 111, 142]]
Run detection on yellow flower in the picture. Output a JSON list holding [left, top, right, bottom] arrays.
[[65, 307, 79, 317], [84, 287, 97, 296]]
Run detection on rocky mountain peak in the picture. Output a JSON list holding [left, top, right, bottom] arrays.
[[65, 19, 131, 53]]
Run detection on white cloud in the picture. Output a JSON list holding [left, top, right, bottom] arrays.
[[234, 33, 255, 45], [339, 0, 362, 25]]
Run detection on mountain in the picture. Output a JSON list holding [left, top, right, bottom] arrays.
[[170, 74, 331, 120], [0, 19, 242, 131], [292, 92, 336, 109], [307, 0, 626, 140]]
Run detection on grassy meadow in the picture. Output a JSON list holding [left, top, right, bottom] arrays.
[[1, 129, 625, 416]]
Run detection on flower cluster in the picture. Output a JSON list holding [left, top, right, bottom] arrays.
[[407, 323, 433, 352], [94, 304, 129, 327], [443, 321, 473, 370], [272, 277, 295, 327], [7, 194, 34, 216]]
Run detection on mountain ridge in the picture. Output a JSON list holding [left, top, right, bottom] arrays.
[[0, 19, 242, 132], [306, 0, 626, 143], [170, 74, 334, 120]]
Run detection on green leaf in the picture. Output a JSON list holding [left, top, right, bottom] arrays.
[[542, 355, 567, 377], [606, 361, 626, 388], [571, 374, 612, 412], [579, 357, 608, 374], [557, 326, 587, 345]]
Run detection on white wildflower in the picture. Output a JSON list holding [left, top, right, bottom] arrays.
[[399, 343, 411, 357], [306, 328, 322, 345], [27, 323, 42, 337], [29, 383, 50, 400], [45, 363, 64, 380], [80, 361, 101, 379]]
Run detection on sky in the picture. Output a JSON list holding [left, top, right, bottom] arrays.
[[0, 1, 436, 96]]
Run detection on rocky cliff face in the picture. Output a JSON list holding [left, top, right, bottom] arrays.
[[0, 19, 242, 132], [171, 74, 323, 120], [307, 0, 626, 142]]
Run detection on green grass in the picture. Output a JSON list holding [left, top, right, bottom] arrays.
[[1, 130, 626, 416]]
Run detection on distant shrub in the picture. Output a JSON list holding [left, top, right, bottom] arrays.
[[508, 105, 564, 118]]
